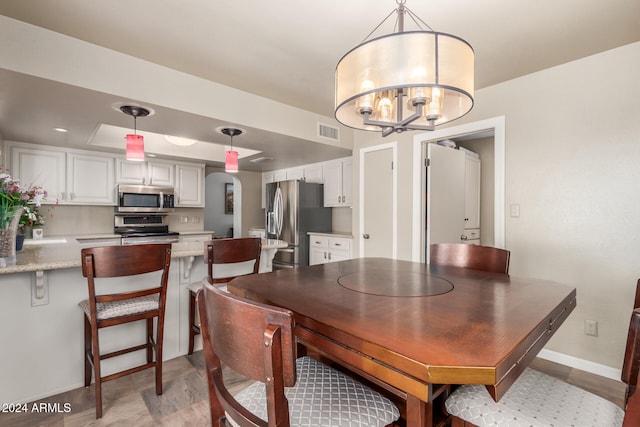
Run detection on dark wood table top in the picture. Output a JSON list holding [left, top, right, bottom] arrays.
[[229, 257, 576, 403]]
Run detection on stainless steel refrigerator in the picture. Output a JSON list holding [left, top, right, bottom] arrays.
[[265, 180, 332, 269]]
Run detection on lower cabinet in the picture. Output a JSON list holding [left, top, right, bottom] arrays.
[[309, 234, 352, 265]]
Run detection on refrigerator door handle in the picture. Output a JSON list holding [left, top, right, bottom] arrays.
[[275, 187, 284, 237]]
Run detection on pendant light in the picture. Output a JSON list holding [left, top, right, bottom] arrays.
[[220, 127, 242, 173], [335, 0, 474, 137], [120, 105, 150, 161]]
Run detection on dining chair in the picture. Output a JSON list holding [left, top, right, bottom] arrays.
[[187, 237, 262, 356], [79, 243, 172, 419], [196, 281, 400, 427], [445, 305, 640, 426], [429, 243, 510, 274]]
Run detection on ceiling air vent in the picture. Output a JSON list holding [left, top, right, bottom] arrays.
[[317, 122, 340, 141], [249, 156, 274, 163]]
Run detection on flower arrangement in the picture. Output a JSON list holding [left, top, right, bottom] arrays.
[[0, 171, 47, 229]]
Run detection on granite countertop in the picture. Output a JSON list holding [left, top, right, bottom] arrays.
[[1, 236, 288, 275], [306, 232, 354, 238]]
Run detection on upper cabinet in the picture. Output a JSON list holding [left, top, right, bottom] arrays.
[[323, 157, 352, 207], [67, 152, 115, 204], [116, 159, 174, 186], [7, 142, 115, 205], [175, 162, 205, 207]]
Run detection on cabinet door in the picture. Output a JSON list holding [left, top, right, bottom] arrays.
[[115, 158, 147, 184], [341, 158, 353, 206], [67, 153, 115, 204], [10, 144, 67, 203], [286, 167, 304, 181], [175, 163, 204, 207], [147, 161, 175, 186], [464, 156, 481, 230], [309, 247, 327, 265], [273, 170, 287, 182], [304, 163, 324, 183], [323, 161, 343, 207]]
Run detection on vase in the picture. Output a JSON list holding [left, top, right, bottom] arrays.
[[0, 207, 24, 267]]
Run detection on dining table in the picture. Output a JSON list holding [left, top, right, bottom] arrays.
[[228, 257, 577, 427]]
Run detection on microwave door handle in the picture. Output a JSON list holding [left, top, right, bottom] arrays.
[[159, 191, 164, 209]]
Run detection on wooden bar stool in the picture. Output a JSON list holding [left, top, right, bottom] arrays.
[[187, 237, 261, 356], [79, 243, 172, 419], [430, 243, 510, 274]]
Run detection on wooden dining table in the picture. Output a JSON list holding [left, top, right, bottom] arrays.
[[228, 257, 577, 427]]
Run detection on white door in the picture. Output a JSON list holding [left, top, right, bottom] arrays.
[[362, 145, 395, 258], [426, 143, 466, 248]]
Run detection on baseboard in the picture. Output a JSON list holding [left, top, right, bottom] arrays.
[[538, 349, 622, 381]]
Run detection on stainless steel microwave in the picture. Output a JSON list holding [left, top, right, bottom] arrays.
[[116, 184, 175, 213]]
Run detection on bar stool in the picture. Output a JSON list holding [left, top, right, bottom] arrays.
[[187, 237, 261, 355], [79, 243, 172, 419]]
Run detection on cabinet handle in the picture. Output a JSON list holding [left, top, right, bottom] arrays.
[[334, 243, 342, 246], [338, 196, 341, 203], [328, 252, 332, 260], [363, 234, 370, 239], [324, 252, 327, 259], [460, 235, 468, 241]]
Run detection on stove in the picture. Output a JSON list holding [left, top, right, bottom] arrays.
[[115, 214, 180, 245]]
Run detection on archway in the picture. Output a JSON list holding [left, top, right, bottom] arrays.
[[204, 172, 242, 238]]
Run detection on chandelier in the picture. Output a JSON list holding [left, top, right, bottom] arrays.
[[335, 0, 474, 137]]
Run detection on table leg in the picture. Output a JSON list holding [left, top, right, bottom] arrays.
[[406, 394, 432, 427]]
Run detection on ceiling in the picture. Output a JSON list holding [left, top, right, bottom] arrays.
[[1, 0, 639, 171]]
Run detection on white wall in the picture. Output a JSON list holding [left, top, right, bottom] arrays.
[[352, 41, 640, 371]]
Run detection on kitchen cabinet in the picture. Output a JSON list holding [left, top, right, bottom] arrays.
[[116, 158, 175, 186], [308, 234, 352, 265], [7, 142, 114, 205], [175, 163, 205, 207], [323, 157, 352, 207], [8, 143, 66, 203], [179, 232, 213, 243], [304, 163, 324, 183], [67, 152, 115, 204]]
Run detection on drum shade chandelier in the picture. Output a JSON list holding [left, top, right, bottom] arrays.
[[220, 127, 242, 173], [120, 105, 150, 161], [335, 0, 474, 137]]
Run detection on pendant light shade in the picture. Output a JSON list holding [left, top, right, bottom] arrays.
[[335, 0, 474, 137], [126, 134, 145, 161], [220, 127, 243, 173], [120, 105, 150, 161], [225, 150, 239, 173]]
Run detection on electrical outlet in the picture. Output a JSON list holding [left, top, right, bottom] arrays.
[[510, 204, 520, 218], [584, 319, 598, 336], [181, 216, 188, 224]]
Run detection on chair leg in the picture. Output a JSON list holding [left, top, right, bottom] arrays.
[[83, 315, 92, 387], [146, 318, 153, 363], [188, 289, 197, 355], [155, 315, 164, 396], [89, 319, 103, 419]]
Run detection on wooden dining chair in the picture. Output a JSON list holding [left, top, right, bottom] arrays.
[[429, 243, 510, 274], [445, 305, 640, 426], [79, 243, 172, 419], [196, 281, 400, 427], [187, 237, 262, 355]]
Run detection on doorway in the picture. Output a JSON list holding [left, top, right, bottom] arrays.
[[411, 116, 506, 262], [359, 142, 397, 258], [204, 172, 242, 238]]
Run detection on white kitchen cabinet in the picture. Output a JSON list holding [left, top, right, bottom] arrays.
[[308, 234, 352, 265], [179, 232, 213, 243], [67, 152, 115, 204], [175, 163, 205, 207], [7, 142, 114, 205], [323, 157, 352, 207], [116, 158, 175, 186], [464, 155, 481, 230], [304, 163, 324, 183], [8, 143, 66, 203], [285, 167, 304, 181]]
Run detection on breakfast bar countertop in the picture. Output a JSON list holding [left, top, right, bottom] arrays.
[[0, 236, 288, 275]]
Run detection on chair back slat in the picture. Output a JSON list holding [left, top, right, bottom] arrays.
[[82, 244, 172, 278], [205, 238, 262, 284], [430, 243, 510, 274]]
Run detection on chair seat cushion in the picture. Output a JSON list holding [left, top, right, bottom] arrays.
[[79, 295, 158, 320], [227, 356, 399, 427], [445, 367, 625, 427]]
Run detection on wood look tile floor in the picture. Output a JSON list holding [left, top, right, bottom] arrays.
[[0, 353, 627, 426]]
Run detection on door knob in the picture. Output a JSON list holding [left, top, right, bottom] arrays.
[[363, 234, 370, 239]]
